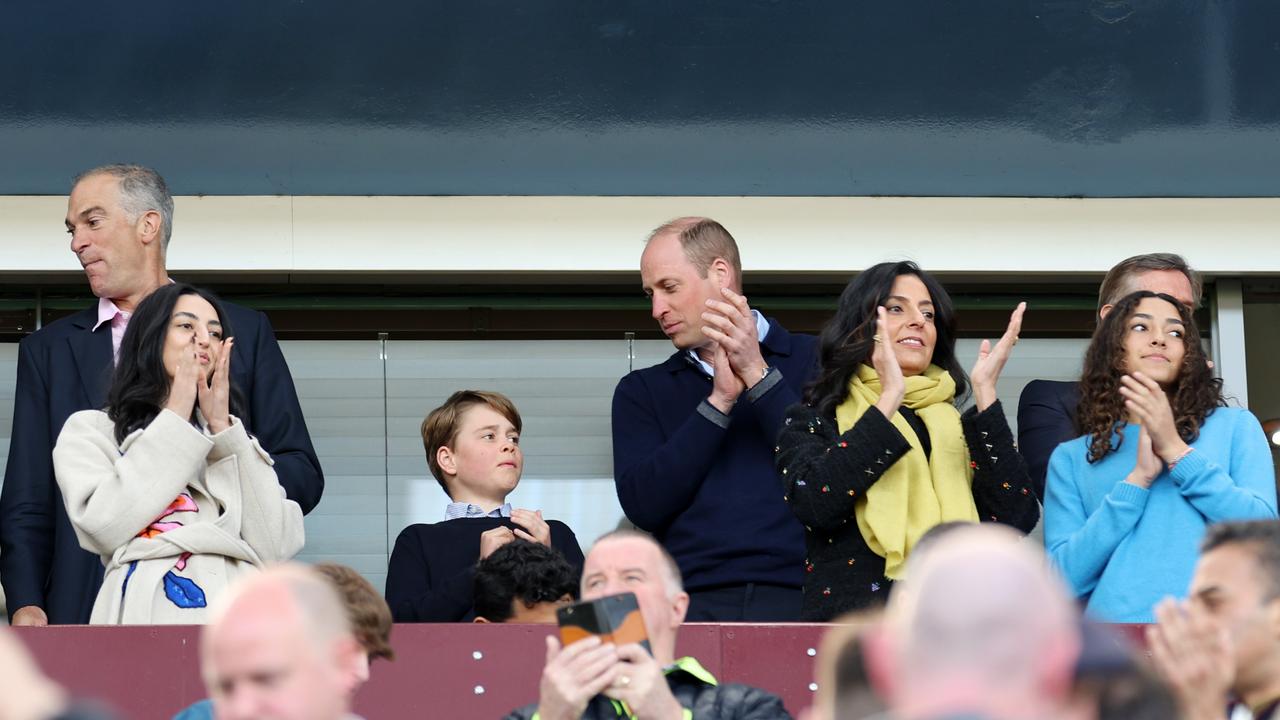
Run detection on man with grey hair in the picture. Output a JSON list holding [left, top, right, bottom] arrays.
[[865, 524, 1083, 720], [201, 564, 366, 720], [0, 164, 324, 626], [611, 217, 817, 622], [506, 529, 792, 719], [1017, 252, 1201, 501]]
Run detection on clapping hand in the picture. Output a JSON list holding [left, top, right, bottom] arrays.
[[1125, 425, 1163, 489], [165, 336, 202, 420], [701, 287, 768, 388], [969, 302, 1025, 412], [1120, 372, 1190, 464], [198, 337, 232, 434], [1147, 598, 1234, 720], [872, 307, 906, 419], [707, 341, 745, 415]]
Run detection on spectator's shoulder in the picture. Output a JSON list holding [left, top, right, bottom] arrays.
[[1211, 405, 1257, 433], [790, 330, 820, 351], [220, 300, 270, 341], [61, 408, 112, 433], [500, 703, 537, 720], [221, 299, 261, 321], [22, 305, 97, 347], [613, 351, 685, 396], [546, 518, 577, 535], [393, 520, 445, 544], [781, 401, 823, 425], [707, 682, 792, 719], [1020, 379, 1078, 403]]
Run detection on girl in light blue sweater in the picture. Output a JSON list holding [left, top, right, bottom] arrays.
[[1045, 291, 1277, 622]]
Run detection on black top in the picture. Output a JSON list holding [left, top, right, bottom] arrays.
[[1016, 379, 1082, 502], [775, 400, 1040, 621], [610, 320, 818, 597], [503, 661, 793, 720], [385, 517, 584, 622]]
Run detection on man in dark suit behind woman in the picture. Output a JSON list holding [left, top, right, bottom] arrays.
[[1017, 253, 1201, 501], [0, 164, 324, 625]]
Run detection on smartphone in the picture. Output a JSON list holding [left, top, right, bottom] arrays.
[[556, 591, 651, 655]]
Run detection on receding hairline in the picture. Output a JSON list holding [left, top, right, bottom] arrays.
[[589, 530, 684, 596], [642, 216, 743, 290], [203, 565, 352, 657], [1098, 253, 1201, 313], [70, 164, 174, 250]]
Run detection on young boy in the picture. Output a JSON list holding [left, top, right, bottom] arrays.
[[385, 390, 584, 622]]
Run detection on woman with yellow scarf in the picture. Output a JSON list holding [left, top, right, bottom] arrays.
[[775, 262, 1040, 620]]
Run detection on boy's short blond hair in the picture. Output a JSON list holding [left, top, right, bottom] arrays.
[[421, 390, 523, 495]]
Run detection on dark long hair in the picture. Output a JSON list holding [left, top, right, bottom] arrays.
[[106, 283, 244, 444], [1077, 290, 1223, 462], [803, 261, 967, 418]]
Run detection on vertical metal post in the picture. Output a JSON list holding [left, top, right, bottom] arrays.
[[1211, 279, 1249, 407], [379, 332, 390, 559], [35, 288, 43, 331], [625, 332, 635, 373]]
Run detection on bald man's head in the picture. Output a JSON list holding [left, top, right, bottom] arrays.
[[876, 526, 1081, 720], [201, 565, 364, 720]]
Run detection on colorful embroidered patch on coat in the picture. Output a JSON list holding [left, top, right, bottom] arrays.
[[163, 572, 207, 609]]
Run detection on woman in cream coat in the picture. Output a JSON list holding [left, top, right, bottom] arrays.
[[53, 283, 304, 624]]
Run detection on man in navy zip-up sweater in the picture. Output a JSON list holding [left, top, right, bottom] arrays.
[[611, 217, 817, 621]]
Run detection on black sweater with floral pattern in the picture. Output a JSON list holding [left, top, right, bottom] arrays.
[[774, 399, 1039, 620]]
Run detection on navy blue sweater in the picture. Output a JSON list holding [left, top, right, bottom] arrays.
[[385, 517, 584, 622], [611, 319, 818, 592]]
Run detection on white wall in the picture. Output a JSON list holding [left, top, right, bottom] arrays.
[[5, 196, 1280, 274]]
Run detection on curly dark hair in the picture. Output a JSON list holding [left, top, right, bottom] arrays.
[[106, 283, 245, 444], [473, 539, 579, 622], [803, 261, 967, 419], [1077, 290, 1223, 462]]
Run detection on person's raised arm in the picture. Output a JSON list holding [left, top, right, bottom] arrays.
[[1122, 374, 1278, 522], [0, 340, 56, 625], [1017, 381, 1076, 503], [964, 399, 1040, 533], [703, 288, 808, 441], [611, 373, 732, 532], [53, 409, 212, 557], [776, 310, 910, 532], [241, 312, 324, 514], [1147, 598, 1233, 720], [969, 302, 1025, 413], [1043, 432, 1158, 597]]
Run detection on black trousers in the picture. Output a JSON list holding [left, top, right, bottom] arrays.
[[685, 583, 802, 622]]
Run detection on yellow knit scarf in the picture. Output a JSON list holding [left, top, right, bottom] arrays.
[[835, 364, 977, 580]]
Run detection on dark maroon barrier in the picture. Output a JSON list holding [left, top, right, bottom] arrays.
[[14, 623, 829, 719], [13, 622, 1149, 719]]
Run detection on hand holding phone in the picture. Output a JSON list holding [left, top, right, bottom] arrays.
[[556, 592, 651, 656]]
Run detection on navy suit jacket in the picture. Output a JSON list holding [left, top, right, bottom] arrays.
[[1015, 379, 1081, 502], [0, 302, 324, 624]]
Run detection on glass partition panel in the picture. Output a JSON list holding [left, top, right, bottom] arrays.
[[280, 340, 390, 589], [0, 335, 1090, 611]]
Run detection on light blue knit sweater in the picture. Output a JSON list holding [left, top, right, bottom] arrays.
[[1045, 407, 1277, 623]]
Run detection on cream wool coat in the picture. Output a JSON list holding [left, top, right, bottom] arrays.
[[53, 408, 305, 624]]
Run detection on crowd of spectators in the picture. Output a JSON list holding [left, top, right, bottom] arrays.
[[0, 164, 1277, 719]]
